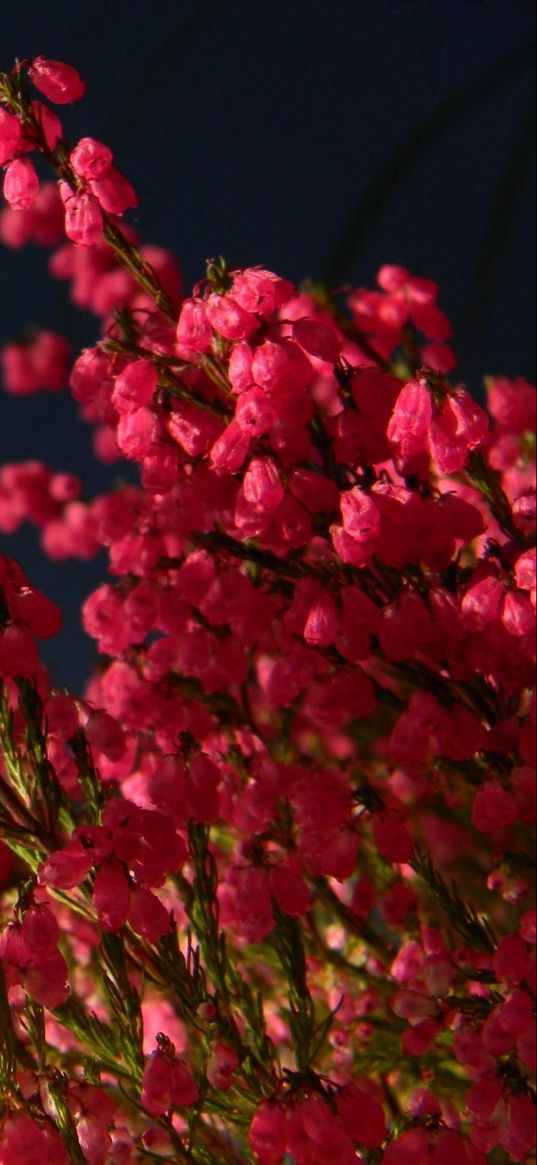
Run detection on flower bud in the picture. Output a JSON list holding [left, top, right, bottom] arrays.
[[206, 1041, 239, 1091], [29, 56, 86, 103], [70, 136, 113, 180], [3, 157, 39, 210]]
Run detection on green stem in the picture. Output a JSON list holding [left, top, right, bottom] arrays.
[[411, 849, 497, 954], [465, 450, 530, 548], [270, 905, 316, 1072]]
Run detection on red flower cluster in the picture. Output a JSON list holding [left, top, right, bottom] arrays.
[[0, 55, 535, 1165]]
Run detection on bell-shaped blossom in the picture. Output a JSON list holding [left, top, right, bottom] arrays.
[[29, 56, 86, 103], [3, 157, 39, 210], [248, 1100, 287, 1164], [206, 1041, 239, 1091]]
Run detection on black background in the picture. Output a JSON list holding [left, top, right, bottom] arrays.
[[1, 0, 535, 690]]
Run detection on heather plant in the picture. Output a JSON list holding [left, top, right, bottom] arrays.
[[0, 55, 535, 1165]]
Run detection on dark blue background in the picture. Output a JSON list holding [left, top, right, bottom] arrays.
[[1, 0, 535, 690]]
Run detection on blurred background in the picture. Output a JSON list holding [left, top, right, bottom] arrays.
[[1, 0, 535, 690]]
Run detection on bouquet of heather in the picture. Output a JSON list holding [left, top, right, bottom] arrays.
[[0, 56, 535, 1165]]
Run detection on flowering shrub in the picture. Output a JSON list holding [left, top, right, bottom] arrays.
[[0, 56, 535, 1165]]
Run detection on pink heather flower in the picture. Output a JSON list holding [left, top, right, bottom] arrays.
[[0, 624, 39, 677], [3, 157, 40, 210], [330, 519, 377, 568], [335, 1082, 386, 1149], [466, 1073, 504, 1121], [501, 588, 536, 637], [235, 387, 277, 436], [206, 1041, 239, 1091], [381, 881, 417, 926], [422, 952, 455, 995], [471, 781, 519, 834], [248, 1100, 288, 1165], [228, 340, 254, 391], [402, 1018, 441, 1055], [487, 375, 536, 433], [381, 1127, 429, 1164], [116, 406, 157, 460], [411, 298, 452, 339], [209, 420, 250, 473], [380, 593, 434, 663], [112, 358, 158, 412], [22, 947, 70, 1008], [39, 844, 93, 889], [6, 582, 62, 637], [90, 167, 138, 215], [387, 377, 432, 458], [231, 266, 295, 315], [493, 934, 529, 985], [377, 264, 437, 299], [0, 1114, 68, 1164], [485, 989, 534, 1051], [391, 939, 423, 984], [43, 689, 79, 736], [29, 57, 86, 104], [70, 137, 113, 181], [184, 752, 221, 824], [20, 904, 59, 952], [1, 329, 71, 395], [70, 347, 113, 403], [520, 909, 537, 943], [286, 1094, 356, 1165], [428, 393, 485, 472], [0, 912, 70, 1008], [220, 864, 274, 943], [339, 487, 381, 544], [372, 813, 414, 863], [421, 340, 457, 373], [242, 455, 284, 512], [0, 107, 23, 164], [92, 859, 131, 932], [75, 1117, 111, 1165], [84, 709, 126, 761], [303, 589, 339, 647], [269, 858, 310, 917], [176, 298, 213, 352], [461, 576, 504, 631], [251, 340, 290, 390], [294, 317, 341, 363], [81, 584, 132, 655], [167, 399, 221, 456], [448, 387, 489, 446], [128, 886, 171, 943], [31, 100, 63, 150], [141, 1048, 198, 1115], [141, 1049, 176, 1116], [512, 490, 536, 537], [60, 185, 104, 247], [205, 293, 257, 340], [500, 1092, 537, 1159], [289, 466, 338, 512]]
